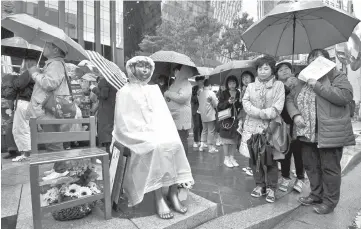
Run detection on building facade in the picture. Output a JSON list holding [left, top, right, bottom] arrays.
[[1, 0, 124, 67], [161, 1, 213, 23], [210, 1, 243, 27], [123, 1, 161, 61]]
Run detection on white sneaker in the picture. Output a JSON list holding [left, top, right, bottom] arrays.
[[42, 171, 69, 181], [216, 140, 221, 146], [229, 156, 239, 167], [193, 142, 200, 148], [245, 168, 253, 176], [224, 156, 234, 168], [199, 143, 205, 152], [208, 147, 215, 154]]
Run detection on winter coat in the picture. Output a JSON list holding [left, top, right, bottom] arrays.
[[165, 79, 192, 130], [286, 69, 355, 148], [242, 77, 285, 135], [91, 77, 117, 144], [198, 87, 218, 122], [27, 57, 70, 119]]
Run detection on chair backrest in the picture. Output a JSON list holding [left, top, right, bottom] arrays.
[[30, 116, 96, 154]]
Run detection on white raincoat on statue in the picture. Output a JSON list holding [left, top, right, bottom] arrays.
[[111, 56, 194, 207]]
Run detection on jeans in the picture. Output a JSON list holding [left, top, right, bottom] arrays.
[[178, 129, 189, 155], [301, 141, 343, 208], [201, 121, 216, 146], [280, 139, 304, 179], [192, 114, 203, 143]]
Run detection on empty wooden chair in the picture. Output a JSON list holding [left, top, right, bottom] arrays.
[[29, 116, 111, 229]]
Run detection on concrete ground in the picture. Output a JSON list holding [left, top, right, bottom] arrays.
[[272, 162, 361, 229]]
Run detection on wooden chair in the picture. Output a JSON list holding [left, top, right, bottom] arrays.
[[29, 116, 111, 229]]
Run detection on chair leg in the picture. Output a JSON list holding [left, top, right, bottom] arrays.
[[30, 165, 42, 229], [101, 155, 112, 220]]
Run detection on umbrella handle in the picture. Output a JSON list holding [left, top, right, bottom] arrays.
[[37, 42, 46, 68]]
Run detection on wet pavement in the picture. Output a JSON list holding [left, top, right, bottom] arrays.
[[186, 143, 290, 217]]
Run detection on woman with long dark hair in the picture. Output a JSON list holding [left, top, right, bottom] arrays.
[[217, 75, 242, 168]]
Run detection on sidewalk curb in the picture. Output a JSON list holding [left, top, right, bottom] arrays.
[[195, 190, 306, 229], [341, 136, 361, 176]]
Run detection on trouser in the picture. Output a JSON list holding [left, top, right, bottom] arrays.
[[301, 141, 343, 208], [250, 157, 279, 190], [12, 100, 31, 152], [42, 121, 72, 172], [178, 129, 189, 155], [5, 117, 18, 152], [201, 120, 216, 146], [280, 139, 304, 179], [192, 114, 203, 143]]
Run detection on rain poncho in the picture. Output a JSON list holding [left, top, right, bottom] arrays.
[[111, 56, 194, 207]]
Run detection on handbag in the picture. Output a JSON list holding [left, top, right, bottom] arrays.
[[265, 114, 291, 159], [218, 108, 232, 121], [42, 62, 77, 119]]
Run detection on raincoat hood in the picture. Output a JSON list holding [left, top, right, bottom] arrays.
[[126, 56, 155, 85]]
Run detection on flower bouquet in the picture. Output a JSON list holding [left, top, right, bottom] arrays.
[[177, 181, 194, 201], [40, 159, 102, 221]]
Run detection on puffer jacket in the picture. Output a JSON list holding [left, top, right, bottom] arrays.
[[286, 69, 355, 148]]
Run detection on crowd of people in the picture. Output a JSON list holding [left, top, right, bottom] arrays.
[[188, 50, 356, 214], [1, 41, 356, 215], [2, 41, 116, 164]]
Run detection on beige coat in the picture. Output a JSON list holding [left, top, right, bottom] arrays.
[[27, 57, 70, 119], [240, 77, 285, 158], [198, 87, 218, 122]]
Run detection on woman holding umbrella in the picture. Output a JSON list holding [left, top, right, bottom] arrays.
[[164, 64, 195, 155], [286, 49, 355, 214]]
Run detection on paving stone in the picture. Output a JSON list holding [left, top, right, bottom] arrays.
[[1, 184, 22, 218], [128, 192, 217, 229]]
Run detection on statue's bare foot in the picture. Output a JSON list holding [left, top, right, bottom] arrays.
[[154, 189, 174, 220], [168, 185, 188, 214]]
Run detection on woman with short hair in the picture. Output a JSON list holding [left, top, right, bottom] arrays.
[[286, 49, 355, 214]]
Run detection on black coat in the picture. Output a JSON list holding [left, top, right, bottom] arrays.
[[92, 78, 117, 144], [217, 90, 242, 139]]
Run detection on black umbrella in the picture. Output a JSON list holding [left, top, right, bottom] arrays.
[[1, 37, 42, 60]]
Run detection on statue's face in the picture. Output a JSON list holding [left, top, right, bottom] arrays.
[[132, 61, 152, 81]]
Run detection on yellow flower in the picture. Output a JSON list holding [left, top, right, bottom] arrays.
[[79, 187, 92, 197], [64, 184, 81, 197]]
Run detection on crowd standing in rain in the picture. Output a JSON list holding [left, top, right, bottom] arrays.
[[1, 2, 360, 226]]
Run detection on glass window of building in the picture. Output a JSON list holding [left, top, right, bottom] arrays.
[[116, 1, 123, 49], [84, 0, 95, 44], [65, 0, 77, 39], [100, 0, 110, 46]]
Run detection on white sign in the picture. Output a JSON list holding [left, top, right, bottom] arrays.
[[298, 56, 336, 82]]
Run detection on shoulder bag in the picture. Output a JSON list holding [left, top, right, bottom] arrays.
[[42, 62, 77, 119]]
